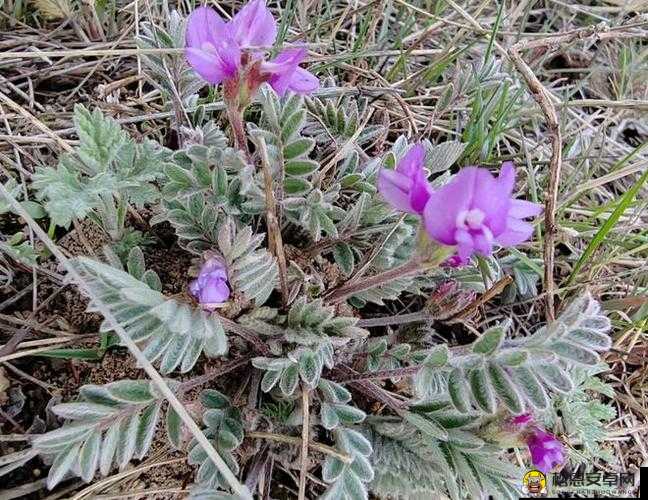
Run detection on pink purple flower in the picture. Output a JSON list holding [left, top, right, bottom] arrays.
[[379, 153, 542, 263], [377, 143, 432, 214], [423, 162, 542, 262], [185, 1, 318, 97], [189, 258, 230, 311], [525, 429, 565, 473], [509, 413, 565, 473]]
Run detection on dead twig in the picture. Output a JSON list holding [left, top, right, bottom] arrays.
[[298, 386, 310, 500], [257, 138, 290, 307]]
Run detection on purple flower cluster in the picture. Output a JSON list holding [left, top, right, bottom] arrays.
[[378, 143, 543, 265], [185, 1, 318, 97], [511, 413, 565, 473], [189, 257, 230, 311]]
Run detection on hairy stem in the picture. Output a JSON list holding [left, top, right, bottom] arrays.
[[247, 431, 353, 464]]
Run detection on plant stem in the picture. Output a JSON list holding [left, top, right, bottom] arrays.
[[179, 357, 252, 392], [357, 311, 429, 328], [247, 432, 353, 464], [325, 259, 423, 304], [298, 386, 310, 500], [226, 105, 250, 159]]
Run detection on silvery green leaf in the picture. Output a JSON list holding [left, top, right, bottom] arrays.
[[469, 367, 496, 413], [334, 404, 366, 425], [487, 362, 523, 414], [116, 413, 139, 470], [403, 412, 447, 440], [165, 407, 183, 449], [425, 141, 466, 173], [47, 442, 81, 489], [261, 369, 282, 393], [534, 364, 573, 393], [279, 363, 299, 396], [472, 324, 506, 355], [321, 403, 340, 430], [32, 422, 94, 451], [79, 429, 101, 482], [550, 341, 599, 366], [349, 453, 374, 481], [448, 368, 471, 412], [322, 457, 345, 482], [566, 328, 612, 351], [511, 367, 548, 410], [135, 403, 161, 459], [52, 402, 117, 420], [343, 469, 368, 500], [298, 350, 320, 386], [318, 379, 352, 403], [100, 422, 120, 476], [106, 380, 155, 404]]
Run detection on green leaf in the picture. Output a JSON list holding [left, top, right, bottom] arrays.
[[283, 138, 315, 160], [165, 407, 183, 449], [550, 341, 599, 366], [511, 367, 548, 410], [535, 364, 573, 393], [403, 411, 448, 440], [487, 362, 523, 414], [472, 324, 506, 355], [284, 177, 312, 195], [333, 243, 355, 276], [299, 350, 320, 386], [285, 160, 319, 177], [567, 162, 648, 285], [279, 363, 299, 396], [448, 368, 471, 412], [79, 429, 101, 481], [47, 442, 81, 489], [469, 367, 496, 413], [321, 403, 340, 430]]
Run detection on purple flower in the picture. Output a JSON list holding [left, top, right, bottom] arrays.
[[230, 0, 277, 48], [261, 48, 319, 96], [185, 7, 241, 85], [507, 413, 565, 473], [189, 258, 230, 311], [185, 1, 318, 96], [423, 162, 542, 261], [511, 413, 534, 427], [377, 143, 432, 214], [525, 430, 565, 473]]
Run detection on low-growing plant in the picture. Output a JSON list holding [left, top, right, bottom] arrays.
[[0, 1, 621, 499]]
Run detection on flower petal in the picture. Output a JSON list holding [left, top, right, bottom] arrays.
[[286, 66, 319, 94], [409, 168, 432, 213], [186, 7, 240, 83], [510, 199, 543, 218], [263, 47, 306, 96], [378, 169, 414, 213], [397, 143, 425, 175], [471, 167, 512, 237], [423, 168, 476, 245], [230, 0, 277, 48], [186, 6, 228, 50], [496, 217, 534, 247], [185, 47, 229, 84], [201, 276, 231, 305]]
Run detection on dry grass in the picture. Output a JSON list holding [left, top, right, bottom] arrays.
[[1, 0, 647, 497]]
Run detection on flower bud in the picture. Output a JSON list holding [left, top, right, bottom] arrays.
[[189, 258, 230, 311]]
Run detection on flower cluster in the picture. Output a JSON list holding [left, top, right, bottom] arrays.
[[511, 413, 565, 473], [189, 257, 230, 311], [185, 0, 318, 104], [378, 144, 543, 265]]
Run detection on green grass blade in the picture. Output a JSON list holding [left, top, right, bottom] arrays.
[[566, 167, 648, 286]]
